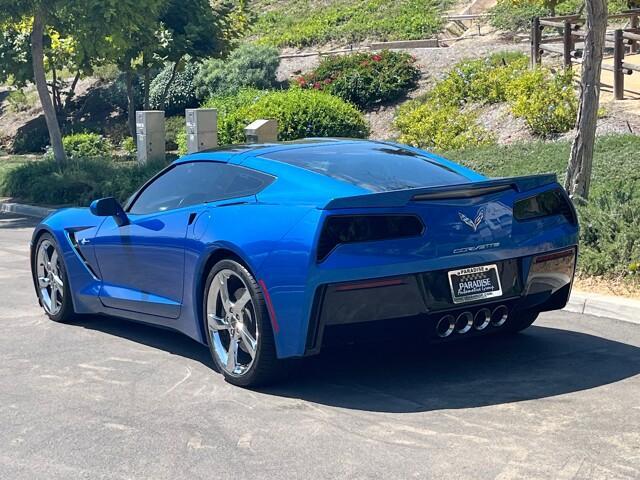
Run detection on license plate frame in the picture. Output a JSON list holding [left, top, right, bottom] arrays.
[[448, 264, 503, 304]]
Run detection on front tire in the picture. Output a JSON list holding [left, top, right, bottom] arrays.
[[33, 233, 75, 323], [203, 259, 280, 387]]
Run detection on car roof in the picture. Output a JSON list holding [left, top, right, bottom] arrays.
[[176, 138, 485, 205], [175, 138, 350, 163]]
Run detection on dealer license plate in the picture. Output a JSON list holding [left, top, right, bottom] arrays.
[[448, 264, 503, 304]]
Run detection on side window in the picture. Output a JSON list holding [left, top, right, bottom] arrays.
[[129, 162, 273, 215]]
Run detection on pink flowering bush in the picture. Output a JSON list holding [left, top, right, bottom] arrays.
[[293, 50, 420, 109]]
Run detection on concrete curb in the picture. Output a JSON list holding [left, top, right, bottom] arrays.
[[0, 201, 54, 219], [565, 291, 640, 326]]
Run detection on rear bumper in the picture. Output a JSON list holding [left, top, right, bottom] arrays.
[[304, 247, 576, 355]]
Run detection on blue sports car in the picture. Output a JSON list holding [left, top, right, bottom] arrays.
[[31, 139, 578, 386]]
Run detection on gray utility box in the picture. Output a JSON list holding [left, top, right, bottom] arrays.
[[245, 119, 278, 144], [186, 108, 217, 153], [136, 111, 165, 164]]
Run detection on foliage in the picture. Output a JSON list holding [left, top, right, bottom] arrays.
[[394, 52, 575, 147], [489, 0, 629, 32], [395, 103, 494, 150], [506, 68, 577, 136], [165, 115, 185, 151], [394, 53, 527, 150], [202, 88, 369, 145], [250, 0, 450, 47], [442, 135, 640, 278], [120, 137, 137, 159], [149, 60, 200, 115], [6, 89, 38, 112], [44, 133, 113, 161], [194, 43, 280, 99], [2, 157, 167, 206], [294, 50, 421, 109], [428, 52, 528, 107]]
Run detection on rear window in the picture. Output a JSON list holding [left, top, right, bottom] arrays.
[[264, 143, 468, 192]]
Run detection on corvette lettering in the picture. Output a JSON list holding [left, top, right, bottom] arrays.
[[453, 242, 500, 254]]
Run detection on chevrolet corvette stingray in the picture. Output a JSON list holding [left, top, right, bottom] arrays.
[[31, 139, 578, 386]]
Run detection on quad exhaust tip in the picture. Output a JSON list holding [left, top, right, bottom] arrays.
[[491, 305, 509, 327], [436, 314, 455, 338], [437, 306, 509, 338], [455, 312, 473, 334], [474, 308, 491, 331]]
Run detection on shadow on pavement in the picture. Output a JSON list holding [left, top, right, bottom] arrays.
[[75, 314, 640, 413]]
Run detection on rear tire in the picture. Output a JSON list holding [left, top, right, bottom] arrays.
[[32, 233, 75, 323], [504, 311, 539, 334], [203, 259, 281, 387]]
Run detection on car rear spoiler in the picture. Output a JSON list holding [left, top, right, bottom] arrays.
[[323, 174, 559, 209]]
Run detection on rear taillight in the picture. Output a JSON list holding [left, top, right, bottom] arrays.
[[513, 188, 576, 225], [317, 215, 424, 262]]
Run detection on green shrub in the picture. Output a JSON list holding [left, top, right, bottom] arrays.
[[251, 0, 449, 47], [149, 60, 200, 116], [2, 158, 167, 206], [202, 88, 369, 145], [194, 44, 280, 99], [120, 137, 136, 160], [577, 188, 640, 277], [394, 103, 494, 150], [7, 89, 37, 112], [489, 0, 629, 33], [165, 116, 185, 151], [44, 133, 114, 161], [506, 68, 577, 136], [294, 50, 421, 109], [428, 52, 528, 107]]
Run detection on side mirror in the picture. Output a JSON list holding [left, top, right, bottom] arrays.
[[90, 197, 129, 227]]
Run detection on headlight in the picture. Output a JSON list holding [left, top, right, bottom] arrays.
[[317, 215, 424, 262], [513, 188, 576, 225]]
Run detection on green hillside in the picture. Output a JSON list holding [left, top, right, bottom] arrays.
[[249, 0, 452, 48]]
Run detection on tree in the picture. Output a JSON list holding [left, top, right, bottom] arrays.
[[153, 0, 234, 111], [565, 0, 608, 200], [0, 1, 162, 165]]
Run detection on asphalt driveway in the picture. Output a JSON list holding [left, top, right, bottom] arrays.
[[1, 212, 639, 479]]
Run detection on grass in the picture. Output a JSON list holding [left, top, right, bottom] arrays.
[[442, 134, 640, 195], [249, 0, 451, 47], [0, 156, 33, 192]]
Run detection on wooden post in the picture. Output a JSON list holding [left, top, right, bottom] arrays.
[[563, 20, 574, 68], [631, 15, 639, 53], [531, 17, 542, 68], [614, 29, 625, 100]]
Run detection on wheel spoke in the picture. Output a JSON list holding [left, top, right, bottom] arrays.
[[50, 272, 63, 289], [217, 273, 232, 314], [226, 333, 239, 372], [207, 313, 229, 332], [234, 290, 251, 313], [38, 276, 50, 288], [237, 323, 257, 359]]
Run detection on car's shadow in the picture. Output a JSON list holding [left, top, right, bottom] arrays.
[[75, 315, 640, 413]]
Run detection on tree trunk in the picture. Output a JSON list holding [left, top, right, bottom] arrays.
[[565, 0, 608, 200], [31, 10, 66, 166], [125, 68, 136, 139], [143, 52, 151, 110], [64, 71, 81, 108], [159, 56, 183, 111]]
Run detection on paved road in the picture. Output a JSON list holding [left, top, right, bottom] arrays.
[[1, 212, 639, 480]]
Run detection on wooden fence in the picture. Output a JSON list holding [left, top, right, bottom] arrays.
[[530, 9, 640, 99]]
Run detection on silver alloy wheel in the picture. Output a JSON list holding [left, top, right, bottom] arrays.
[[36, 239, 64, 315], [206, 269, 258, 377]]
